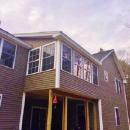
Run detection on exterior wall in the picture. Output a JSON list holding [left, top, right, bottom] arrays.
[[0, 38, 28, 129], [20, 38, 56, 92], [60, 54, 129, 130]]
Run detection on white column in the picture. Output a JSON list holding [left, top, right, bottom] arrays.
[[19, 92, 26, 130], [55, 40, 61, 88], [98, 99, 103, 130]]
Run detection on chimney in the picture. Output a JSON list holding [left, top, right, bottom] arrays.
[[100, 48, 104, 52]]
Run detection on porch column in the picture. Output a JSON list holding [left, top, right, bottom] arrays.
[[94, 103, 98, 130], [64, 96, 68, 130], [85, 101, 89, 130], [98, 99, 103, 130], [47, 89, 53, 130]]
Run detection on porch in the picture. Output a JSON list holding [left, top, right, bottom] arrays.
[[22, 89, 98, 130]]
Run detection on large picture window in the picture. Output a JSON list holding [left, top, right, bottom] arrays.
[[84, 59, 91, 82], [62, 45, 71, 73], [0, 40, 16, 68], [92, 65, 98, 85], [74, 52, 83, 78], [28, 48, 40, 74], [42, 43, 55, 71]]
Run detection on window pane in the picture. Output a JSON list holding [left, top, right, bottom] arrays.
[[84, 60, 91, 82], [28, 48, 40, 74], [0, 40, 16, 68], [62, 45, 71, 73], [115, 108, 120, 125], [93, 65, 98, 85], [74, 52, 83, 78], [42, 44, 55, 71]]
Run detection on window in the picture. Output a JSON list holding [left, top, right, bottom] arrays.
[[28, 48, 40, 74], [0, 40, 16, 68], [92, 65, 98, 85], [62, 44, 71, 73], [74, 52, 83, 78], [42, 43, 55, 71], [84, 59, 92, 82], [114, 107, 120, 126], [0, 94, 2, 107], [104, 70, 108, 81], [115, 79, 122, 94]]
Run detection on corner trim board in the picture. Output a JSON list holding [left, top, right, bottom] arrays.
[[19, 92, 26, 130]]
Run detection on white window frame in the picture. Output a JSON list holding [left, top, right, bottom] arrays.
[[114, 107, 120, 126], [115, 78, 122, 94], [0, 38, 17, 69], [61, 43, 72, 74], [0, 94, 3, 107], [41, 42, 56, 72], [104, 70, 108, 82], [26, 47, 41, 75]]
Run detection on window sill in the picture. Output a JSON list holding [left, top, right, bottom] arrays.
[[0, 64, 14, 70], [26, 68, 55, 76]]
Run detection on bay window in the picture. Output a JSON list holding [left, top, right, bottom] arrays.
[[0, 39, 16, 68], [62, 44, 71, 73], [92, 65, 98, 85], [84, 59, 92, 82], [42, 43, 55, 71], [28, 48, 40, 74], [74, 52, 83, 78]]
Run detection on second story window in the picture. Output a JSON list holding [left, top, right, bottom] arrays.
[[42, 43, 55, 71], [84, 59, 91, 82], [115, 79, 122, 94], [74, 52, 83, 78], [62, 44, 71, 73], [92, 65, 98, 85], [28, 48, 40, 74], [104, 70, 108, 82], [0, 39, 16, 68]]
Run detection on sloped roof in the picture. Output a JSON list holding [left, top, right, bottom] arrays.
[[0, 28, 31, 49], [93, 49, 114, 61]]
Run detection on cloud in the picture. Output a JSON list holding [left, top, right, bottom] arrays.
[[0, 0, 130, 57]]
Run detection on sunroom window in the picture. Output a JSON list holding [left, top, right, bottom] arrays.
[[92, 64, 98, 85], [42, 43, 55, 71], [0, 40, 16, 68], [28, 48, 40, 74], [74, 52, 83, 78], [62, 44, 71, 73], [84, 59, 91, 82]]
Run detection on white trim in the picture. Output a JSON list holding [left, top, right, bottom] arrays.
[[100, 50, 114, 63], [0, 94, 3, 107], [12, 44, 17, 69], [98, 99, 103, 130], [123, 84, 130, 130], [55, 40, 61, 88], [19, 92, 26, 130]]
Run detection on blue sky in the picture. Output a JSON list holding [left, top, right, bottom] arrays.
[[0, 0, 130, 58]]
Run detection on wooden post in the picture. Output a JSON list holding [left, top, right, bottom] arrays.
[[86, 102, 90, 130], [62, 98, 65, 130], [94, 103, 97, 130], [64, 96, 68, 130], [47, 89, 53, 130]]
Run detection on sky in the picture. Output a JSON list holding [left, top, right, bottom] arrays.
[[0, 0, 130, 59]]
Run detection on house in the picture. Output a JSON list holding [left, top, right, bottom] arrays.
[[0, 28, 129, 130]]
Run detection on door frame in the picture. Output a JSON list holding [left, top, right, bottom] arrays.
[[30, 106, 47, 130]]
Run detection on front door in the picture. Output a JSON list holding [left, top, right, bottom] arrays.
[[31, 107, 47, 130]]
